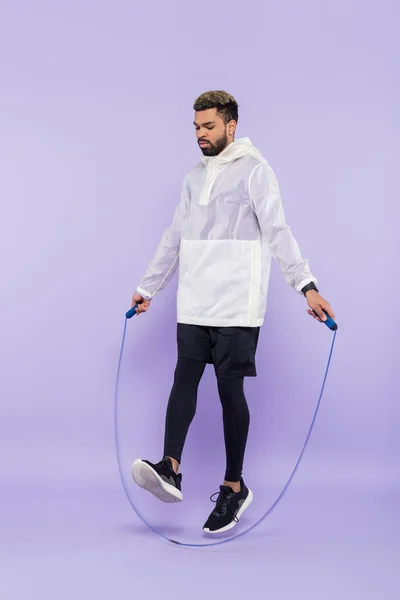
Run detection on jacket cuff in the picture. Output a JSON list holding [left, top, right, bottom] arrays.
[[136, 286, 153, 300]]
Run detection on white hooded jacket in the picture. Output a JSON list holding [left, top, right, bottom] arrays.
[[137, 138, 317, 327]]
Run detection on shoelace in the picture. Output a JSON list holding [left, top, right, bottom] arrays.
[[210, 488, 240, 523]]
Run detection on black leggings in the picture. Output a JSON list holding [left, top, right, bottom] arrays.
[[163, 357, 250, 481]]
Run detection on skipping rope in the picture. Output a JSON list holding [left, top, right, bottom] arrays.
[[114, 304, 338, 548]]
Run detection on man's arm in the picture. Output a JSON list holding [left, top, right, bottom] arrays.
[[249, 161, 335, 321], [133, 177, 189, 313]]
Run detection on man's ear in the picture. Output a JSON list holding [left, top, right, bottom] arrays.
[[228, 119, 237, 137]]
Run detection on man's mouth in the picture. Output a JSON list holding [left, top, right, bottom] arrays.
[[199, 140, 210, 148]]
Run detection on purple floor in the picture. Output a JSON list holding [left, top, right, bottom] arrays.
[[2, 455, 398, 599]]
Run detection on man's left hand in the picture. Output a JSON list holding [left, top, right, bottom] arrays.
[[305, 290, 335, 323]]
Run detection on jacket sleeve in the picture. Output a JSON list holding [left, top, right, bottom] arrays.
[[249, 161, 317, 294], [136, 177, 189, 299]]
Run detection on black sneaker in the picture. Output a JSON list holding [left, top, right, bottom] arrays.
[[131, 457, 183, 503], [203, 478, 253, 534]]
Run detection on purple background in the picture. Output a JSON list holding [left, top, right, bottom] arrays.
[[1, 0, 398, 597]]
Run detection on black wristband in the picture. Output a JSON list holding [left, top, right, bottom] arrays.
[[301, 282, 319, 296]]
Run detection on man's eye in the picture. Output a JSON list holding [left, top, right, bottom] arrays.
[[206, 126, 214, 130]]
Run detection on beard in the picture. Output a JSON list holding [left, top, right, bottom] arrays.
[[199, 131, 229, 156]]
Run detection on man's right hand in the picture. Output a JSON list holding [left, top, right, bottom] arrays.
[[131, 291, 151, 316]]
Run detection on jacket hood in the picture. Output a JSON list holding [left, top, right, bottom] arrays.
[[201, 137, 263, 166]]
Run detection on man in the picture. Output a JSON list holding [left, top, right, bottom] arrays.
[[130, 91, 335, 535]]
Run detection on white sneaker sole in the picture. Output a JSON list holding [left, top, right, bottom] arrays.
[[203, 488, 254, 534], [131, 459, 183, 503]]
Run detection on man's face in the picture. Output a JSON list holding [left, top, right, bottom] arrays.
[[194, 108, 231, 156]]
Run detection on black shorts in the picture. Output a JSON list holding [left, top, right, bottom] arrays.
[[177, 323, 260, 379]]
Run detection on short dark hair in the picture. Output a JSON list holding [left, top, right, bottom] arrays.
[[193, 90, 239, 124]]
